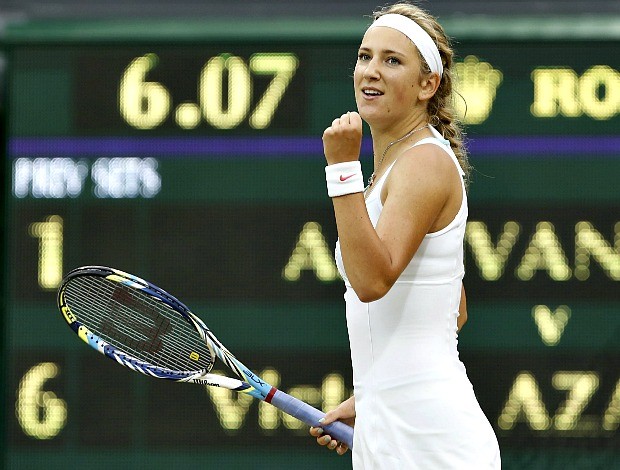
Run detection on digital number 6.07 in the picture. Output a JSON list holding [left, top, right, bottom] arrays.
[[119, 52, 299, 131]]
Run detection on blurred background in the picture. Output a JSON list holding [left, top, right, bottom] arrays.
[[1, 1, 619, 469]]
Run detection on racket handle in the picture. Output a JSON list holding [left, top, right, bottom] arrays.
[[269, 389, 354, 449]]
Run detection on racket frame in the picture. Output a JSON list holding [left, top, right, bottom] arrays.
[[57, 265, 354, 448]]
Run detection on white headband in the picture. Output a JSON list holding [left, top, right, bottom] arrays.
[[368, 13, 443, 77]]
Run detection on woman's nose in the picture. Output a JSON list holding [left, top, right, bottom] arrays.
[[363, 59, 380, 80]]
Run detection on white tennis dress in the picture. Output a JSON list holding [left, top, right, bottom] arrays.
[[335, 130, 501, 469]]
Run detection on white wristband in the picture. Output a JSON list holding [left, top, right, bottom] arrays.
[[325, 161, 365, 197]]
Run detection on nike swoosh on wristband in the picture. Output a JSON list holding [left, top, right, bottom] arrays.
[[339, 174, 355, 181]]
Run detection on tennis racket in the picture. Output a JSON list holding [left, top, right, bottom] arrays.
[[57, 265, 353, 448]]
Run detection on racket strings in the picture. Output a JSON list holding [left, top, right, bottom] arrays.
[[63, 275, 214, 373]]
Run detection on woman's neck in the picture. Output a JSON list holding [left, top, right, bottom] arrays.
[[370, 114, 429, 167]]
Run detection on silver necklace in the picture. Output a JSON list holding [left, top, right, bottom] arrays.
[[367, 124, 428, 188]]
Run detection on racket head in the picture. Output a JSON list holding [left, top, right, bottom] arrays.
[[57, 266, 215, 380]]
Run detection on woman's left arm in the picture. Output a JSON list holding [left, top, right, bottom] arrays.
[[457, 283, 467, 331]]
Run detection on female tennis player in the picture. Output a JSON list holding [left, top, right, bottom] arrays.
[[310, 2, 501, 468]]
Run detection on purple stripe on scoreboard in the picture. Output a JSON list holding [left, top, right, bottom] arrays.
[[8, 136, 620, 159]]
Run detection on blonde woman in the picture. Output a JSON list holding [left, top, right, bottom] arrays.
[[311, 2, 501, 468]]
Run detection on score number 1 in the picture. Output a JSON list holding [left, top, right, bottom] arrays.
[[29, 215, 63, 290], [119, 52, 299, 130]]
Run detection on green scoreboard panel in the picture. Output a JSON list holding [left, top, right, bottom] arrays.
[[2, 17, 619, 469]]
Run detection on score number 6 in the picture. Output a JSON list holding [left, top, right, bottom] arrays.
[[119, 52, 299, 130]]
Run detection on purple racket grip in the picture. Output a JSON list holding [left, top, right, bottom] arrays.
[[268, 388, 354, 449]]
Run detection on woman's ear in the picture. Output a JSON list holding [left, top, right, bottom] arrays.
[[418, 72, 441, 101]]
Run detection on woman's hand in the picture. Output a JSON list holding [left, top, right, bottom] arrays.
[[322, 112, 363, 165], [309, 396, 356, 455]]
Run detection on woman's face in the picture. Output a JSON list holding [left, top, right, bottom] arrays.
[[354, 26, 425, 128]]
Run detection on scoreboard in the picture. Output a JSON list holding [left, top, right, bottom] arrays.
[[2, 16, 620, 469]]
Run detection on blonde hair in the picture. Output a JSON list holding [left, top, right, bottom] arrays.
[[373, 2, 471, 187]]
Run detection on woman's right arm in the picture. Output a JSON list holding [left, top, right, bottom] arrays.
[[323, 112, 453, 303]]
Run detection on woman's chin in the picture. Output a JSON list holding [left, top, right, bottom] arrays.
[[356, 107, 380, 126]]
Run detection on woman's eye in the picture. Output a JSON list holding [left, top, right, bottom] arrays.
[[358, 53, 370, 61], [387, 57, 400, 65]]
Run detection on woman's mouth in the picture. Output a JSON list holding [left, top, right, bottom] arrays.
[[362, 88, 384, 97]]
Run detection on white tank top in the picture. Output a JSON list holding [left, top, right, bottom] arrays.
[[334, 128, 469, 389], [335, 129, 467, 289], [334, 129, 501, 469]]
